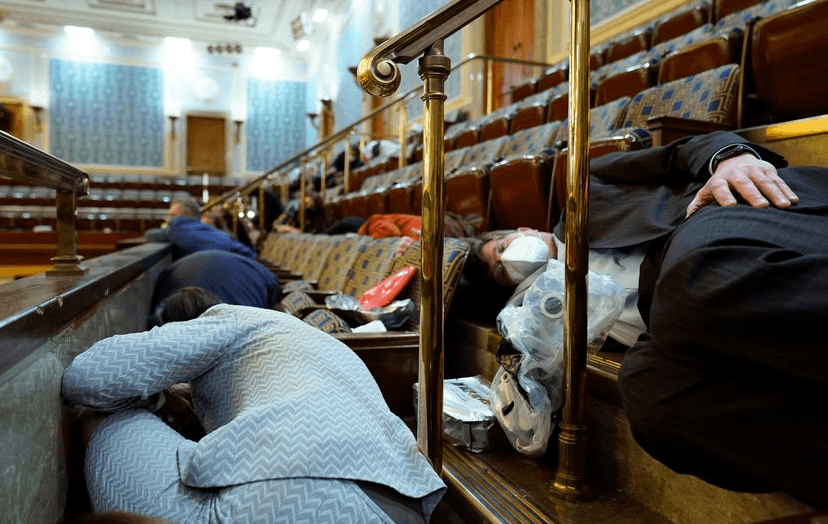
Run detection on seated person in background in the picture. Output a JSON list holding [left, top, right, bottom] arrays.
[[144, 196, 256, 260], [464, 131, 828, 507], [148, 249, 282, 327], [360, 212, 481, 257], [62, 287, 447, 524]]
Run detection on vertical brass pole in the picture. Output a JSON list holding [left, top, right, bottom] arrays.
[[299, 156, 307, 232], [344, 138, 352, 194], [417, 39, 450, 473], [320, 154, 328, 202], [398, 103, 408, 170], [258, 185, 266, 232], [485, 58, 494, 115], [47, 188, 86, 276], [551, 0, 594, 502]]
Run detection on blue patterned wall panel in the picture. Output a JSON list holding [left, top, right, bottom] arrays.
[[246, 78, 307, 172], [399, 1, 463, 121], [336, 11, 367, 132], [592, 0, 645, 25], [49, 59, 164, 167]]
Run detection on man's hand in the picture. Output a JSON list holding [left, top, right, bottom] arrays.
[[686, 154, 799, 218]]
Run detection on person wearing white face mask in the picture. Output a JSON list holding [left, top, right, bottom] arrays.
[[469, 227, 647, 348], [461, 130, 828, 507]]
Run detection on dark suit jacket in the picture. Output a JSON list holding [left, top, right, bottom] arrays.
[[553, 131, 788, 249]]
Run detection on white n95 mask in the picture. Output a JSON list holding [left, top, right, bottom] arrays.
[[501, 235, 551, 284]]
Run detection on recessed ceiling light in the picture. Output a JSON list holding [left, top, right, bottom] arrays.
[[312, 8, 328, 23], [296, 39, 310, 52], [64, 25, 95, 37]]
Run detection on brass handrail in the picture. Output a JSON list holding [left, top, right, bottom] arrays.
[[0, 130, 89, 276]]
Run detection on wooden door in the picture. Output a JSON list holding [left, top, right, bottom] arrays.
[[0, 102, 24, 139], [187, 116, 226, 175], [485, 0, 536, 110]]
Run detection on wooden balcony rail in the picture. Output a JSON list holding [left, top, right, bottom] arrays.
[[0, 130, 90, 276]]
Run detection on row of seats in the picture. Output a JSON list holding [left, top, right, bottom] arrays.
[[324, 0, 827, 233], [257, 232, 471, 334], [328, 60, 741, 232]]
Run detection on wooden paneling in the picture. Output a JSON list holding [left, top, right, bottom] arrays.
[[485, 0, 535, 110], [186, 115, 226, 175]]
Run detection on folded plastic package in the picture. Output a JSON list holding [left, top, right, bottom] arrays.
[[414, 375, 508, 453]]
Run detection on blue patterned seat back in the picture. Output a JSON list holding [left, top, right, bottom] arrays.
[[556, 96, 632, 142], [621, 64, 741, 129], [444, 147, 470, 175], [343, 236, 405, 298], [317, 235, 373, 292], [500, 120, 563, 158], [515, 81, 569, 109], [458, 135, 510, 168], [302, 308, 352, 333]]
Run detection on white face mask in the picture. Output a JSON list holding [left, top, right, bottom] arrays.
[[501, 234, 551, 284]]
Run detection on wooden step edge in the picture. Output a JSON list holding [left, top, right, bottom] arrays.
[[441, 443, 559, 524]]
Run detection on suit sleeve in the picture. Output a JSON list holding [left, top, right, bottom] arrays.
[[61, 306, 238, 411], [589, 131, 788, 185]]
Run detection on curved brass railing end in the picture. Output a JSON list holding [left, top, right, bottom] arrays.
[[357, 47, 401, 98]]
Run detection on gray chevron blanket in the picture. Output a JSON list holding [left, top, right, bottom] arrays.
[[63, 305, 445, 523]]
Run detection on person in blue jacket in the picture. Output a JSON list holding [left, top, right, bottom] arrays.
[[148, 249, 282, 327], [144, 196, 256, 260]]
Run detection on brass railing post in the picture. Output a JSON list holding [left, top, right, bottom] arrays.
[[417, 39, 450, 473], [258, 185, 266, 232], [299, 156, 307, 232], [551, 0, 594, 502], [344, 136, 353, 194], [485, 57, 494, 115], [47, 187, 86, 276], [398, 103, 408, 170]]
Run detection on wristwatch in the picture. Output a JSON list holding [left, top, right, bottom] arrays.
[[708, 143, 761, 175]]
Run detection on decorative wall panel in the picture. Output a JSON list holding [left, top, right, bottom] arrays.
[[246, 78, 307, 172], [399, 1, 463, 121], [592, 0, 645, 25], [49, 59, 164, 167]]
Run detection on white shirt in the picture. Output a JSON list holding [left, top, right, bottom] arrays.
[[552, 234, 647, 347]]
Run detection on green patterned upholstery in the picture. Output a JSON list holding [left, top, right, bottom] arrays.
[[621, 64, 741, 129], [304, 235, 345, 281], [317, 235, 373, 292], [279, 291, 317, 317], [341, 237, 405, 298], [302, 309, 352, 333], [390, 237, 471, 323]]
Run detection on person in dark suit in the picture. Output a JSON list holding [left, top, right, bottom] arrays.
[[468, 130, 827, 506], [577, 131, 826, 507]]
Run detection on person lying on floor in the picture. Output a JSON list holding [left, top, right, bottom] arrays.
[[465, 130, 828, 507], [62, 287, 446, 524]]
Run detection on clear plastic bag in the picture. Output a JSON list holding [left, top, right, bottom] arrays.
[[324, 293, 415, 329], [492, 258, 625, 456]]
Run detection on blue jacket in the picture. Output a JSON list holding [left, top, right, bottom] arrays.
[[145, 217, 256, 260], [152, 250, 281, 314]]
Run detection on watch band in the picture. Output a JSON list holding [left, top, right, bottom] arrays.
[[708, 143, 761, 175]]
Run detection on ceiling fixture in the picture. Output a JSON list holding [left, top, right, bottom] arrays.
[[218, 2, 256, 25], [208, 43, 243, 54]]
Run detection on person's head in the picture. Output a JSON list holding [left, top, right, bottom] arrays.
[[168, 197, 201, 220], [468, 228, 556, 287], [158, 286, 223, 324]]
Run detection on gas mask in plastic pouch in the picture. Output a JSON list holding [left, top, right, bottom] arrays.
[[500, 234, 551, 284]]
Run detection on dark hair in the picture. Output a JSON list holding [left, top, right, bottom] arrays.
[[159, 287, 223, 324], [464, 229, 518, 289]]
